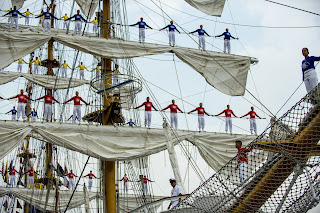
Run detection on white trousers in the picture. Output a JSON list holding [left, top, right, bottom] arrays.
[[44, 103, 52, 121], [224, 39, 231, 53], [74, 21, 82, 35], [239, 162, 247, 184], [62, 68, 67, 77], [250, 118, 257, 134], [32, 116, 37, 121], [63, 20, 68, 29], [96, 72, 100, 80], [43, 19, 51, 33], [17, 102, 26, 120], [17, 63, 23, 72], [73, 106, 81, 123], [93, 24, 98, 33], [170, 113, 178, 129], [34, 65, 39, 74], [88, 179, 93, 191], [28, 176, 34, 188], [199, 35, 205, 50], [10, 175, 16, 187], [8, 16, 12, 23], [80, 69, 84, 79], [198, 115, 205, 131], [10, 17, 18, 30], [124, 182, 128, 193], [143, 183, 148, 193], [304, 69, 318, 93], [69, 178, 75, 190], [25, 16, 30, 25], [145, 111, 152, 127], [113, 74, 119, 84], [169, 31, 175, 46], [139, 28, 145, 43], [12, 114, 17, 120], [225, 117, 232, 133]]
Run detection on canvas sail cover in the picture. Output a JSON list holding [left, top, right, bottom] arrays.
[[0, 25, 256, 96], [0, 121, 255, 171], [185, 0, 226, 16], [0, 187, 99, 211]]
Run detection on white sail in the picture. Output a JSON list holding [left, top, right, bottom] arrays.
[[0, 121, 255, 171], [0, 26, 256, 96], [11, 0, 25, 9], [185, 0, 226, 17]]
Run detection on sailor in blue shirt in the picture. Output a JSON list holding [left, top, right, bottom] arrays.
[[189, 25, 210, 50], [126, 119, 136, 127], [160, 21, 181, 46], [6, 106, 18, 120], [301, 48, 320, 93], [130, 17, 153, 43], [28, 108, 38, 121], [67, 10, 87, 36], [4, 6, 26, 31], [36, 8, 58, 33], [215, 28, 238, 54]]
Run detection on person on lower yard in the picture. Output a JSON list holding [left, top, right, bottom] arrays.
[[168, 178, 182, 210], [64, 91, 89, 123], [189, 25, 210, 50], [65, 170, 78, 190], [7, 106, 17, 120], [83, 171, 97, 191], [159, 21, 181, 46], [161, 99, 183, 129], [215, 28, 238, 54], [8, 89, 33, 121], [215, 105, 237, 134], [135, 97, 158, 128], [241, 107, 261, 135], [35, 90, 60, 122], [188, 103, 210, 132]]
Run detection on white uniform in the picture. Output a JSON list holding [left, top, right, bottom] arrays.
[[170, 113, 178, 129], [17, 103, 26, 120], [28, 176, 35, 188], [63, 20, 68, 29], [17, 63, 23, 72], [25, 16, 30, 25], [80, 69, 84, 79], [198, 115, 205, 131], [170, 185, 182, 209], [250, 118, 257, 134], [143, 183, 148, 193], [224, 39, 231, 54], [69, 178, 75, 190], [43, 19, 51, 33], [199, 35, 205, 50], [12, 114, 17, 120], [88, 179, 93, 191], [225, 117, 232, 133], [139, 28, 145, 43], [93, 24, 98, 33], [11, 16, 19, 31], [73, 106, 81, 123], [169, 31, 175, 46], [239, 162, 247, 184], [44, 103, 52, 121], [34, 65, 39, 74], [74, 21, 82, 35], [10, 175, 16, 187], [304, 69, 318, 93], [145, 111, 152, 127], [62, 68, 67, 78]]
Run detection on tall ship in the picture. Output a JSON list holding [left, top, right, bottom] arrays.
[[0, 0, 319, 212]]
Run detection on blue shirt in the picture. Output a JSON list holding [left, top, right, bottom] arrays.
[[68, 14, 86, 22], [131, 21, 151, 29], [190, 29, 209, 36], [31, 111, 37, 116], [8, 109, 17, 115], [216, 32, 235, 40], [37, 12, 57, 19], [302, 56, 320, 72], [126, 121, 135, 127], [6, 10, 23, 17]]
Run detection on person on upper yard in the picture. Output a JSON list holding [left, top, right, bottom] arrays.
[[161, 99, 183, 129], [159, 21, 181, 46], [35, 7, 58, 33], [30, 57, 41, 74], [23, 9, 33, 25], [60, 13, 69, 29], [6, 106, 17, 120], [215, 105, 237, 134], [189, 25, 210, 50], [301, 47, 320, 93], [60, 60, 71, 78], [188, 103, 210, 132], [215, 28, 238, 54], [67, 10, 87, 36], [130, 17, 152, 43], [241, 106, 261, 135], [64, 91, 89, 123], [7, 89, 33, 121], [75, 62, 88, 80], [135, 97, 158, 128], [83, 170, 97, 191], [90, 17, 98, 34], [35, 90, 60, 122], [4, 6, 26, 31], [16, 58, 27, 73]]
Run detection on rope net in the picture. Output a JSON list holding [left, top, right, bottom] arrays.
[[173, 84, 320, 213]]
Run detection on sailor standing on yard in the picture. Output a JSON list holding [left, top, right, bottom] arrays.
[[235, 140, 252, 184], [23, 9, 33, 25], [60, 13, 69, 29], [6, 106, 17, 120], [28, 108, 38, 121], [130, 17, 153, 43], [161, 100, 183, 129], [188, 103, 210, 132], [301, 48, 320, 93], [65, 170, 78, 190], [135, 97, 158, 128], [90, 17, 98, 34], [67, 10, 87, 36], [36, 8, 58, 33], [120, 174, 130, 193], [91, 66, 101, 80], [23, 169, 38, 188], [159, 21, 181, 46], [137, 175, 154, 194], [83, 171, 97, 191], [3, 8, 12, 23], [16, 58, 27, 73], [215, 105, 237, 134], [215, 28, 238, 54], [4, 6, 26, 31], [35, 90, 60, 122], [241, 107, 261, 135], [189, 25, 210, 50], [30, 57, 41, 74], [168, 178, 182, 210], [60, 60, 71, 78], [8, 89, 33, 121], [64, 91, 89, 123], [75, 62, 88, 80], [8, 166, 20, 187]]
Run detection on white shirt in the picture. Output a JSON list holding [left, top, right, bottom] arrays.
[[171, 185, 182, 207]]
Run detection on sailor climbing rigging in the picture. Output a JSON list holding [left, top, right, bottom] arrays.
[[301, 48, 320, 93], [130, 17, 153, 43], [235, 140, 252, 184], [160, 21, 181, 46], [189, 25, 210, 50], [215, 28, 238, 54]]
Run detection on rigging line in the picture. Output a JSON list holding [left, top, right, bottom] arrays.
[[150, 0, 275, 119], [265, 0, 320, 17], [157, 0, 320, 29]]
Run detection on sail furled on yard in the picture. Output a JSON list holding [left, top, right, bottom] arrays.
[[185, 0, 226, 16], [0, 28, 255, 96], [0, 121, 255, 171]]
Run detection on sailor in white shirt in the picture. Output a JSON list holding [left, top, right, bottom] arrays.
[[168, 178, 182, 209]]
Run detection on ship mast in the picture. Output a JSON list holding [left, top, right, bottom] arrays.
[[102, 0, 116, 212]]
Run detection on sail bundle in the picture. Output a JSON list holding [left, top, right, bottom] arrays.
[[0, 26, 256, 96]]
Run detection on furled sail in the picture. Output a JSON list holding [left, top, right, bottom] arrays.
[[0, 71, 92, 89], [185, 0, 226, 16], [11, 0, 25, 9], [0, 26, 257, 96], [0, 121, 255, 171]]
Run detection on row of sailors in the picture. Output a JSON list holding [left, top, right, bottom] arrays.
[[4, 6, 237, 52], [14, 58, 120, 80]]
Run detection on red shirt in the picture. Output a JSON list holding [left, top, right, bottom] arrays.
[[84, 173, 96, 179], [67, 96, 85, 105], [190, 107, 208, 115], [37, 95, 59, 104], [162, 104, 182, 113], [136, 101, 155, 111], [142, 178, 150, 183], [9, 169, 18, 175], [66, 172, 77, 178], [121, 176, 129, 182], [237, 148, 252, 164], [14, 94, 32, 103], [224, 109, 233, 117], [243, 111, 260, 119], [26, 170, 35, 177]]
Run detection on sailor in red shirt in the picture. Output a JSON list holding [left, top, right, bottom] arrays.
[[64, 170, 78, 190], [23, 168, 38, 188], [64, 91, 89, 123], [36, 90, 60, 122], [83, 170, 97, 191], [8, 89, 33, 121], [137, 175, 154, 194], [120, 174, 130, 193], [8, 166, 20, 187], [161, 100, 183, 129], [215, 105, 237, 134], [188, 103, 210, 132], [135, 97, 158, 128], [235, 140, 252, 184], [241, 106, 261, 135]]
